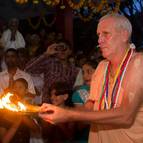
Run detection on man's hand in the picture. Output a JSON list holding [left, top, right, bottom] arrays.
[[45, 43, 59, 56], [39, 103, 70, 124]]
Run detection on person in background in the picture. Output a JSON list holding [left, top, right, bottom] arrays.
[[17, 48, 29, 70], [72, 59, 98, 143], [27, 34, 43, 58], [56, 32, 64, 42], [41, 81, 75, 143], [72, 59, 98, 106], [12, 78, 32, 103], [1, 18, 25, 50], [39, 13, 143, 143], [0, 78, 41, 143], [12, 78, 42, 143], [0, 48, 36, 101], [73, 52, 88, 88], [25, 40, 79, 103], [44, 31, 56, 48], [17, 39, 44, 105]]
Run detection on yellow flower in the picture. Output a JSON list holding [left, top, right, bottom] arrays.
[[67, 0, 85, 9]]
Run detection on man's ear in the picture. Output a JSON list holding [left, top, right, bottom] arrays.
[[122, 30, 129, 43]]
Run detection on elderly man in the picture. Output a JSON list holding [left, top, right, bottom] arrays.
[[39, 13, 143, 143]]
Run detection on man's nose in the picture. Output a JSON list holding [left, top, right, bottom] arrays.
[[98, 35, 104, 44]]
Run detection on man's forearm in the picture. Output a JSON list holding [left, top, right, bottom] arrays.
[[25, 54, 47, 72], [68, 106, 133, 126]]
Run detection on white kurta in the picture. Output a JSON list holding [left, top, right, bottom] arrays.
[[1, 29, 25, 50]]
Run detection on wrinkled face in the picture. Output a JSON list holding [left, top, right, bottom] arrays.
[[97, 18, 124, 60], [5, 51, 18, 68], [13, 81, 27, 99], [56, 42, 71, 60], [82, 64, 95, 85], [50, 89, 67, 106]]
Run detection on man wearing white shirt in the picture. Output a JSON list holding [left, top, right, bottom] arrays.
[[0, 48, 35, 96], [1, 18, 25, 50]]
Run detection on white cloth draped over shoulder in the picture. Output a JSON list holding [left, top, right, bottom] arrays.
[[1, 29, 25, 50]]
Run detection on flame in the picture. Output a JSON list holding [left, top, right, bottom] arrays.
[[0, 92, 27, 112]]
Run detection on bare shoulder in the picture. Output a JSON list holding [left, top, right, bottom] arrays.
[[126, 52, 143, 81], [123, 52, 143, 103], [129, 52, 143, 71]]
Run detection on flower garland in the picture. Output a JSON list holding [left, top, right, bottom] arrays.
[[27, 15, 56, 29], [66, 0, 85, 9], [113, 0, 120, 13], [27, 17, 42, 30], [101, 0, 121, 14], [78, 12, 93, 22], [88, 0, 120, 14], [88, 0, 107, 12], [15, 0, 28, 4], [42, 16, 56, 27], [50, 0, 60, 6]]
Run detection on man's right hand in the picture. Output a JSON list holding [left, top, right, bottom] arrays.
[[45, 43, 59, 56], [39, 103, 70, 124]]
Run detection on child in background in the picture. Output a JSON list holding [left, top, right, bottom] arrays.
[[12, 78, 28, 101], [0, 78, 41, 143], [41, 81, 75, 143], [72, 59, 98, 143], [49, 81, 73, 107], [12, 78, 34, 103], [72, 59, 98, 106], [12, 78, 42, 142]]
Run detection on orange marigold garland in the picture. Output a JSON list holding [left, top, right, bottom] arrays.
[[51, 0, 60, 6], [102, 0, 121, 14], [28, 15, 56, 29], [88, 0, 107, 12], [113, 0, 120, 13], [43, 0, 60, 6], [15, 0, 28, 4], [67, 0, 85, 9], [42, 16, 56, 27], [27, 17, 42, 30], [88, 0, 120, 14]]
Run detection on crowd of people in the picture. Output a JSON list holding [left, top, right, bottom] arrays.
[[1, 13, 143, 143], [0, 16, 102, 143]]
